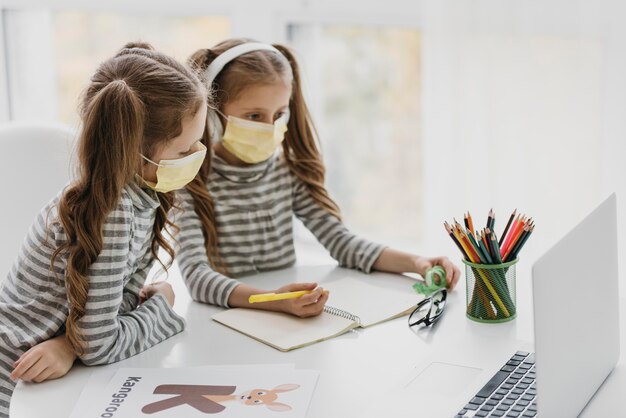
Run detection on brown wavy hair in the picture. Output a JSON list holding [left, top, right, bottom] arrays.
[[187, 38, 341, 274], [51, 42, 206, 355]]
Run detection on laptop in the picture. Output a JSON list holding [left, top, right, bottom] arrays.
[[454, 193, 620, 417]]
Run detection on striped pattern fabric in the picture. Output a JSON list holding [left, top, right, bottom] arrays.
[[175, 152, 386, 307], [0, 181, 185, 417]]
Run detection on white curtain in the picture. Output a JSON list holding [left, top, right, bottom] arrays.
[[419, 0, 626, 294]]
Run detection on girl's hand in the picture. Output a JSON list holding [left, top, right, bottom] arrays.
[[414, 256, 461, 290], [140, 281, 175, 307], [10, 335, 76, 383], [275, 282, 329, 318]]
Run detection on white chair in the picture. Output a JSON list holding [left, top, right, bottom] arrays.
[[0, 121, 76, 281]]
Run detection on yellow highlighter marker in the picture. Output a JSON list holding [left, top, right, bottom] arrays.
[[249, 290, 312, 304]]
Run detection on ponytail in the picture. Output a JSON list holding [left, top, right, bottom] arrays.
[[53, 80, 145, 355], [185, 48, 230, 275], [273, 44, 342, 220], [186, 122, 228, 274]]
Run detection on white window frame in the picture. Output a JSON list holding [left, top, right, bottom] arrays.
[[0, 6, 10, 122]]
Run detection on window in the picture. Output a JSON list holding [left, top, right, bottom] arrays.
[[5, 10, 230, 125], [289, 24, 422, 245]]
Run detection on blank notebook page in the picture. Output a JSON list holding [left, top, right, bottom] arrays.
[[212, 307, 357, 351], [321, 275, 421, 327]]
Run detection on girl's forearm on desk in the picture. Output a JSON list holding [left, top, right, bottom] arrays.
[[227, 284, 284, 311], [372, 248, 422, 274]]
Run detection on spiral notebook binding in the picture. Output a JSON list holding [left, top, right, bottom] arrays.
[[324, 305, 361, 325]]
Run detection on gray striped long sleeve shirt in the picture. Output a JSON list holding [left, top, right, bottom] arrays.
[[175, 152, 386, 307], [0, 181, 185, 417]]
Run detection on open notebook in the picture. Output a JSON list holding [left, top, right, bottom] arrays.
[[212, 274, 423, 351]]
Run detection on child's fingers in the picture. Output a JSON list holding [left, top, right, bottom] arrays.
[[13, 347, 35, 367], [447, 265, 460, 289], [10, 350, 42, 381], [142, 285, 155, 299], [32, 367, 54, 383], [299, 291, 329, 317], [295, 289, 321, 305], [17, 357, 48, 382], [293, 282, 317, 291], [296, 288, 323, 306], [318, 290, 330, 307], [14, 355, 24, 367]]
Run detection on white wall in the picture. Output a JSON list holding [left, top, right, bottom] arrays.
[[420, 0, 626, 296], [4, 10, 57, 121]]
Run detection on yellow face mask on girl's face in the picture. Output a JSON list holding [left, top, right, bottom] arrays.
[[140, 143, 207, 193], [221, 114, 288, 164]]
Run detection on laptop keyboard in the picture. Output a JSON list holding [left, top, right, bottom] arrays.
[[456, 351, 537, 418]]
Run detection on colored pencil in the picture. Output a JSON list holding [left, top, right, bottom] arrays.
[[444, 222, 467, 259], [500, 215, 522, 258], [499, 209, 517, 246], [477, 233, 494, 264], [467, 212, 475, 238], [502, 216, 527, 260], [505, 225, 529, 262], [481, 231, 492, 257], [458, 230, 481, 263], [467, 232, 488, 263], [508, 224, 534, 261]]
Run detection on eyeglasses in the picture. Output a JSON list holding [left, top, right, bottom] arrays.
[[408, 288, 447, 327]]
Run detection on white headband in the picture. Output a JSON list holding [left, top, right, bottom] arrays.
[[205, 42, 283, 85]]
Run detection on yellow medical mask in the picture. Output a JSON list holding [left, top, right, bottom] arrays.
[[221, 114, 288, 164], [140, 143, 207, 193]]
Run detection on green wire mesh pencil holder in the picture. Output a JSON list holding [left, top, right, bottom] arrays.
[[463, 258, 518, 323]]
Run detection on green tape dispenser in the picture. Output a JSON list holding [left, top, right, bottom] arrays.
[[412, 266, 447, 296]]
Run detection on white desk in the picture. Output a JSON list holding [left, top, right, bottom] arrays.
[[10, 262, 626, 417]]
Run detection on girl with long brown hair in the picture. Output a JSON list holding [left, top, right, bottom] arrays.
[[0, 42, 207, 417], [176, 38, 460, 318]]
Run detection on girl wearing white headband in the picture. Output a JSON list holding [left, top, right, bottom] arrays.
[[177, 38, 460, 317]]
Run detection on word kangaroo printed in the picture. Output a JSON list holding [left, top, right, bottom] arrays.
[[100, 377, 142, 417]]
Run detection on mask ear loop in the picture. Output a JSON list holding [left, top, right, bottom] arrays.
[[137, 154, 157, 187], [140, 154, 162, 167]]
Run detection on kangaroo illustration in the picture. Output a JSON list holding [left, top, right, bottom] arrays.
[[141, 383, 300, 414]]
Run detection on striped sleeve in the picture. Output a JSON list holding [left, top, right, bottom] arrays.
[[174, 190, 239, 307], [0, 341, 19, 417], [77, 197, 185, 366], [292, 179, 387, 273], [118, 275, 142, 314], [117, 254, 152, 315]]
